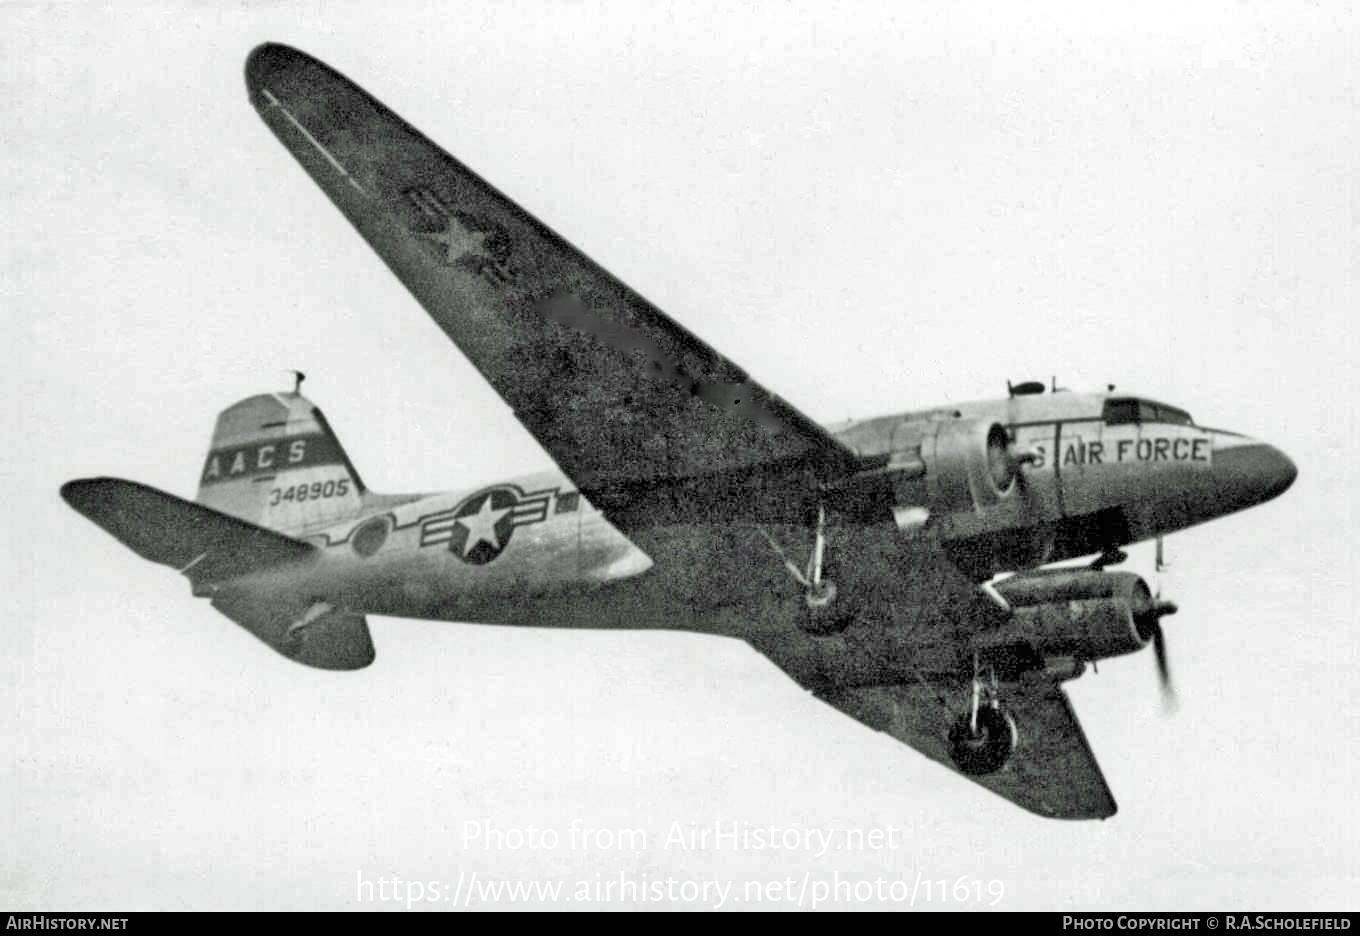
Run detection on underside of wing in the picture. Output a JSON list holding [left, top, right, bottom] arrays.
[[622, 519, 1116, 818], [819, 679, 1117, 820], [244, 44, 856, 529]]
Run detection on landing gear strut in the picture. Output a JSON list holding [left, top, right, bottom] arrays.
[[1089, 547, 1128, 570], [947, 655, 1017, 775]]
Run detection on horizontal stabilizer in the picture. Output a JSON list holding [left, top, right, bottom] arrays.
[[61, 477, 316, 584], [211, 591, 375, 670]]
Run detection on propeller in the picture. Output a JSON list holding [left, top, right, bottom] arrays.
[[1150, 619, 1178, 712], [1150, 536, 1178, 712]]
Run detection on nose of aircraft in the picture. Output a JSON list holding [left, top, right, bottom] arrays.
[[1259, 443, 1298, 500], [1216, 436, 1297, 511]]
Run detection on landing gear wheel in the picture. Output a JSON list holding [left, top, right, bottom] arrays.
[[760, 504, 855, 635], [799, 579, 853, 635], [948, 706, 1017, 776], [805, 579, 837, 609]]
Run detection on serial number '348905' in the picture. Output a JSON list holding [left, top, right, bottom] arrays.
[[268, 478, 352, 505]]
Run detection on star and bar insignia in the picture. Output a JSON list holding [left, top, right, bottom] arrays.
[[419, 485, 556, 564], [402, 187, 519, 286]]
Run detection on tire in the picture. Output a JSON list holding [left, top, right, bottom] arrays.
[[798, 581, 854, 635], [947, 705, 1017, 775]]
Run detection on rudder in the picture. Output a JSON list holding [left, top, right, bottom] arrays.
[[197, 392, 365, 535]]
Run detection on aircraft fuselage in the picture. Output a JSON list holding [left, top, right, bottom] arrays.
[[263, 388, 1293, 633]]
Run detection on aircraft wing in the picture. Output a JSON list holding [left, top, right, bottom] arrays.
[[818, 678, 1117, 820], [245, 44, 856, 529], [622, 521, 1117, 820]]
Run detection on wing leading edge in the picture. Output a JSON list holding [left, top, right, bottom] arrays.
[[244, 43, 856, 530]]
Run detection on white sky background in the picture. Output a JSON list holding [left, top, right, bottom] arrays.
[[4, 0, 1357, 911]]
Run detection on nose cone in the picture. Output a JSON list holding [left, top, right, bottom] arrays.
[[1257, 444, 1298, 501], [1216, 437, 1297, 511]]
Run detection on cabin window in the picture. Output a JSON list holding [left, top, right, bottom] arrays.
[[556, 492, 580, 514]]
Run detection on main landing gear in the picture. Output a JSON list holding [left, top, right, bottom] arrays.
[[947, 655, 1017, 775], [763, 506, 853, 635]]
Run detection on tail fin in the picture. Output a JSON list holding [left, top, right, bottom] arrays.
[[197, 392, 365, 535]]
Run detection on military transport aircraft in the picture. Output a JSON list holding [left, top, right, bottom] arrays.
[[61, 43, 1297, 820]]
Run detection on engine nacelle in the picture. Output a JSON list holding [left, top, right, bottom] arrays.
[[973, 570, 1167, 663], [890, 417, 1019, 517]]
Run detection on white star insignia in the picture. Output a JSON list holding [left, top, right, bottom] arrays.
[[456, 496, 512, 557], [416, 216, 490, 264]]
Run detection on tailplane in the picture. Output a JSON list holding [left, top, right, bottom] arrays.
[[62, 477, 315, 583], [197, 392, 365, 535], [62, 477, 374, 670]]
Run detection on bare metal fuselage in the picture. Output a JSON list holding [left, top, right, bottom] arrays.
[[252, 389, 1292, 644]]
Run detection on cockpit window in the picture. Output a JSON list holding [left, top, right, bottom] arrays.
[[1154, 404, 1193, 426], [1103, 399, 1140, 425], [1102, 398, 1194, 426]]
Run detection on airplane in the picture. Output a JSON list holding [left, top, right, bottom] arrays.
[[60, 43, 1297, 820]]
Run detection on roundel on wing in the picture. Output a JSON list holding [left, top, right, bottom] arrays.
[[448, 488, 521, 565]]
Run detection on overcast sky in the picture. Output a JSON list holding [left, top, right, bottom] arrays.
[[4, 0, 1357, 910]]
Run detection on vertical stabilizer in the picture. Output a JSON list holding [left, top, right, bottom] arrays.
[[196, 393, 365, 535]]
